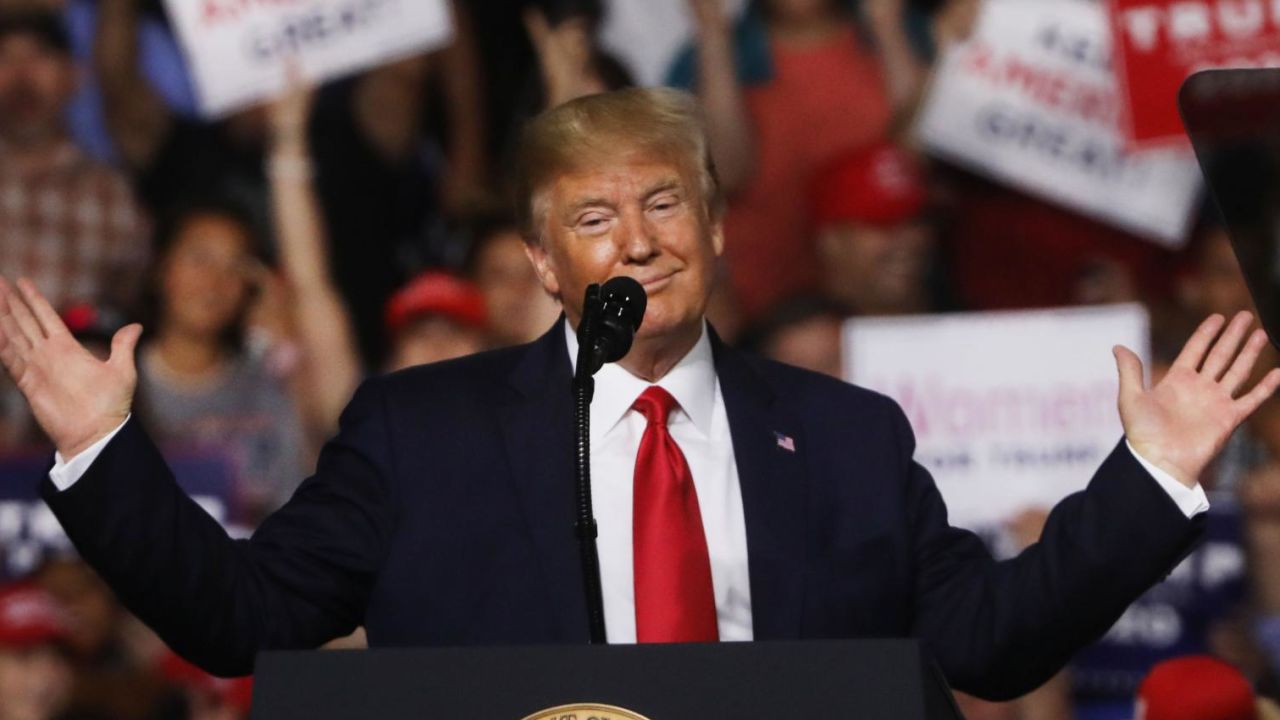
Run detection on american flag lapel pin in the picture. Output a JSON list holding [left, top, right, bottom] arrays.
[[774, 431, 796, 453]]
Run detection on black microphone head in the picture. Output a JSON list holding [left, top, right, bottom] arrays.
[[595, 276, 647, 364], [600, 276, 646, 330]]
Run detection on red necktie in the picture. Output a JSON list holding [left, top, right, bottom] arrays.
[[631, 386, 719, 643]]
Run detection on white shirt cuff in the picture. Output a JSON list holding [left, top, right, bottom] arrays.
[[1126, 439, 1210, 518], [48, 416, 130, 491]]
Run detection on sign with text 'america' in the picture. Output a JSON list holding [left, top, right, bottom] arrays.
[[915, 0, 1201, 247], [844, 304, 1149, 534], [164, 0, 453, 117]]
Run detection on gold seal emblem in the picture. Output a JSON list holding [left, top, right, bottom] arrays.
[[521, 703, 652, 720]]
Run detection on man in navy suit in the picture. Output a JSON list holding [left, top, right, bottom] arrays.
[[1, 88, 1278, 700]]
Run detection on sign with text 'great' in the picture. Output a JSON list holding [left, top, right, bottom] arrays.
[[844, 304, 1149, 533], [916, 0, 1201, 247], [165, 0, 453, 117], [1110, 0, 1280, 147]]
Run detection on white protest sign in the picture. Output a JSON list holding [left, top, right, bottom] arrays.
[[844, 304, 1149, 532], [164, 0, 453, 117], [915, 0, 1202, 247]]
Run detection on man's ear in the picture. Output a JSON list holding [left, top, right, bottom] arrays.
[[523, 240, 561, 298], [710, 218, 725, 257]]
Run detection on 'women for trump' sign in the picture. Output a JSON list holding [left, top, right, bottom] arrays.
[[164, 0, 453, 116], [844, 304, 1149, 535]]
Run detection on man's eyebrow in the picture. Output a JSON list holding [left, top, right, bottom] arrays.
[[565, 197, 614, 216], [642, 179, 683, 200]]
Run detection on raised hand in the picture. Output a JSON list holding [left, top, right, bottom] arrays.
[[267, 58, 314, 147], [687, 0, 730, 35], [523, 7, 603, 108], [1115, 311, 1280, 488], [0, 278, 142, 459]]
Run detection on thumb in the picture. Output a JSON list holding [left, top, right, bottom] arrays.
[[108, 323, 143, 370], [1113, 345, 1145, 407]]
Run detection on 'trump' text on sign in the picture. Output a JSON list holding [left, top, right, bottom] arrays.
[[1110, 0, 1280, 147]]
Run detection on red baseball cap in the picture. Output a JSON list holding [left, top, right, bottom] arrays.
[[384, 271, 489, 336], [1136, 656, 1257, 720], [811, 143, 928, 227], [0, 583, 73, 650], [159, 651, 254, 714]]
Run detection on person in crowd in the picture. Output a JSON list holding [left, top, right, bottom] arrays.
[[739, 296, 844, 379], [131, 199, 309, 524], [669, 0, 924, 318], [809, 141, 941, 317], [0, 582, 74, 720], [940, 170, 1174, 314], [0, 6, 148, 315], [1136, 655, 1280, 720], [463, 211, 563, 348], [95, 0, 487, 367], [156, 651, 252, 720], [523, 0, 633, 112], [34, 556, 172, 720], [384, 270, 490, 373], [0, 6, 147, 454], [264, 73, 363, 442]]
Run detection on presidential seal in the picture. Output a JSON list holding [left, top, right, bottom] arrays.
[[520, 703, 651, 720]]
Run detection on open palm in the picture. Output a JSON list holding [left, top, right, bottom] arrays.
[[1117, 311, 1280, 487], [0, 277, 141, 458]]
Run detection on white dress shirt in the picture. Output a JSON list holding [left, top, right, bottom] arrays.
[[566, 321, 754, 643], [50, 320, 1210, 644]]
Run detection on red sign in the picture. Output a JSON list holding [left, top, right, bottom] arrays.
[[1108, 0, 1280, 147]]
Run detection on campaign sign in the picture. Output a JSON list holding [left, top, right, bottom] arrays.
[[164, 0, 453, 117], [843, 304, 1149, 533], [0, 450, 242, 582], [1110, 0, 1280, 147], [915, 0, 1202, 247]]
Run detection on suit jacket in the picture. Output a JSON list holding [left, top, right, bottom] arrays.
[[41, 323, 1204, 699]]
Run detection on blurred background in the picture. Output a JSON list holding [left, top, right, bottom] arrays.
[[0, 0, 1276, 718]]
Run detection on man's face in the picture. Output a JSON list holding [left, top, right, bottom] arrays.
[[525, 153, 723, 343], [0, 34, 73, 145], [818, 220, 933, 316]]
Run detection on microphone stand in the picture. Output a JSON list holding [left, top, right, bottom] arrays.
[[573, 284, 608, 645]]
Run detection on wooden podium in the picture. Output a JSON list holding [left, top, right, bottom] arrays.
[[249, 639, 965, 719]]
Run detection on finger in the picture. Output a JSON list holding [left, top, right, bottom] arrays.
[[108, 323, 143, 371], [0, 329, 27, 377], [15, 277, 69, 340], [0, 302, 32, 353], [0, 278, 41, 347], [1171, 314, 1227, 372], [1222, 328, 1271, 395], [1236, 367, 1280, 418], [523, 7, 550, 47], [1114, 345, 1145, 406], [1201, 311, 1254, 379]]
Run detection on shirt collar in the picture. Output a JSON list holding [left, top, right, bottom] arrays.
[[564, 318, 717, 445]]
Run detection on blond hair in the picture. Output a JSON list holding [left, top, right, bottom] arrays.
[[513, 87, 723, 243]]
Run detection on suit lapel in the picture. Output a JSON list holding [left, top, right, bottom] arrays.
[[497, 323, 589, 642], [711, 332, 808, 640]]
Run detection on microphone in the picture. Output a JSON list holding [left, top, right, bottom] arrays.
[[571, 276, 647, 643], [577, 276, 647, 378]]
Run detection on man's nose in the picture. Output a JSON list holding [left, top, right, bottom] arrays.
[[616, 211, 660, 262]]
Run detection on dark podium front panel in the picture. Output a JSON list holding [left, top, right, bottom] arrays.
[[250, 639, 963, 719]]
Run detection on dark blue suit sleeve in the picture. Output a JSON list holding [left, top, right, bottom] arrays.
[[40, 379, 396, 677], [889, 399, 1205, 700]]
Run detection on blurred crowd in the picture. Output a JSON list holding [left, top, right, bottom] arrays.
[[0, 0, 1276, 718]]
